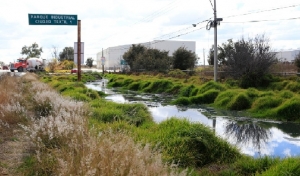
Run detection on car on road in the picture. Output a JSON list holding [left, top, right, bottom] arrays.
[[71, 68, 77, 74]]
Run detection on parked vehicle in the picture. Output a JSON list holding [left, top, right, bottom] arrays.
[[10, 58, 45, 72], [71, 68, 77, 74]]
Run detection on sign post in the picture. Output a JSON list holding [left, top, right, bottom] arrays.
[[28, 13, 81, 81], [77, 20, 81, 81]]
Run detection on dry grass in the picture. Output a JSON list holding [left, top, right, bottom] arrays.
[[0, 73, 186, 175]]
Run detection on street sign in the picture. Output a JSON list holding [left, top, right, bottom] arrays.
[[28, 14, 77, 25], [120, 60, 127, 65], [101, 57, 106, 65]]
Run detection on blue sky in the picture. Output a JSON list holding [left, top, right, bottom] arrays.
[[1, 0, 300, 64]]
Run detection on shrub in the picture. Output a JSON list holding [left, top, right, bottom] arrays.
[[190, 90, 219, 104], [260, 157, 300, 176], [276, 98, 300, 121], [214, 90, 237, 108], [251, 96, 282, 110], [143, 80, 173, 93], [198, 81, 226, 94], [228, 93, 251, 110], [279, 90, 294, 99], [285, 82, 300, 93], [149, 118, 241, 167], [171, 97, 191, 106], [179, 85, 196, 97]]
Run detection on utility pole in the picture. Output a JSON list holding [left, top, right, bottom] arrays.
[[101, 48, 105, 75], [203, 48, 205, 68], [213, 0, 217, 82]]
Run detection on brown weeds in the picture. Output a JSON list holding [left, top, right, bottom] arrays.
[[0, 73, 186, 175]]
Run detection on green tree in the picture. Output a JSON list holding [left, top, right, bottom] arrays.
[[59, 60, 75, 70], [294, 52, 300, 72], [207, 43, 230, 66], [172, 47, 197, 70], [59, 47, 74, 61], [123, 44, 147, 71], [86, 57, 94, 68], [21, 42, 43, 59], [131, 48, 171, 72]]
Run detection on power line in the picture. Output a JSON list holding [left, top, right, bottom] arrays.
[[208, 0, 214, 11], [224, 4, 300, 19], [223, 16, 300, 23], [154, 18, 211, 40]]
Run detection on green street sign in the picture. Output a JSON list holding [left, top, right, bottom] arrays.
[[120, 60, 127, 65], [28, 14, 77, 25]]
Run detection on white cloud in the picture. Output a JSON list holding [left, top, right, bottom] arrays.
[[1, 0, 300, 64]]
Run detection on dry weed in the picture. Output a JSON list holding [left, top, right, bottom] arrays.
[[0, 73, 187, 175]]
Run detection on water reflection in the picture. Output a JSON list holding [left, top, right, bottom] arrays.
[[224, 120, 271, 155], [85, 80, 300, 158]]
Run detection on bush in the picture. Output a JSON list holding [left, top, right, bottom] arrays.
[[214, 90, 237, 108], [190, 90, 219, 104], [228, 93, 251, 110], [260, 157, 300, 176], [171, 97, 191, 106], [179, 85, 196, 97], [251, 97, 282, 113], [276, 98, 300, 121], [149, 118, 241, 167]]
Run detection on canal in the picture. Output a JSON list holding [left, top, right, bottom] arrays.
[[85, 79, 300, 158]]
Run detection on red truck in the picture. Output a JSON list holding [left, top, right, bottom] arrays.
[[10, 58, 45, 72]]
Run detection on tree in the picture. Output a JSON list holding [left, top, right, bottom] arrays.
[[86, 57, 94, 68], [123, 44, 147, 70], [294, 52, 300, 72], [172, 47, 197, 70], [47, 58, 59, 73], [223, 34, 277, 88], [207, 42, 231, 66], [59, 47, 74, 61], [131, 48, 171, 72], [51, 45, 59, 59], [21, 42, 43, 58]]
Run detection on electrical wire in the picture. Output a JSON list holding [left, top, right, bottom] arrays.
[[224, 4, 300, 19], [223, 17, 300, 23], [208, 0, 214, 11]]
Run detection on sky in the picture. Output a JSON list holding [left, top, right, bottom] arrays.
[[1, 0, 300, 65]]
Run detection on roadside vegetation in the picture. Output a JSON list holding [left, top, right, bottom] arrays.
[[106, 72, 300, 122], [1, 72, 300, 175]]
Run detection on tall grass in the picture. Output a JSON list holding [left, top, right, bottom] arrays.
[[0, 74, 186, 175]]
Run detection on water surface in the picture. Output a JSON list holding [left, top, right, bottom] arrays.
[[86, 80, 300, 158]]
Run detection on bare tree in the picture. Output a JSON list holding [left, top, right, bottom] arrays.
[[223, 34, 277, 88], [51, 45, 59, 59]]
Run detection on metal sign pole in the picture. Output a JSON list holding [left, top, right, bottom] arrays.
[[77, 20, 81, 81]]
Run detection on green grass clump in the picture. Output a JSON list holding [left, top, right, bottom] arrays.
[[285, 82, 300, 93], [246, 87, 260, 99], [190, 89, 220, 105], [143, 79, 174, 93], [214, 90, 237, 108], [259, 157, 300, 176], [171, 97, 191, 106], [233, 156, 280, 176], [279, 90, 294, 99], [179, 85, 197, 97], [228, 93, 251, 110], [92, 100, 153, 126], [251, 96, 283, 111], [276, 98, 300, 121], [198, 80, 226, 94], [136, 118, 241, 168]]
